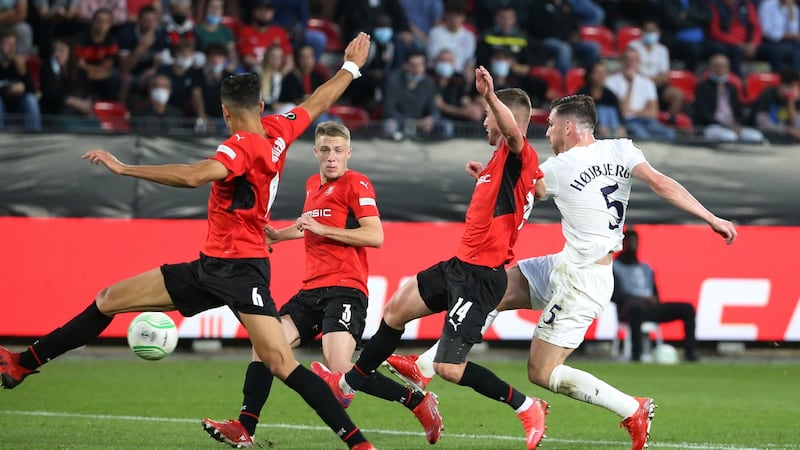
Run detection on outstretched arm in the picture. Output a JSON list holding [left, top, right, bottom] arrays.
[[476, 65, 524, 154], [83, 150, 228, 188], [264, 224, 304, 245], [632, 162, 737, 244], [298, 32, 371, 122], [296, 215, 383, 248]]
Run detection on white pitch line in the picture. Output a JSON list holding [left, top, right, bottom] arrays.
[[0, 409, 794, 450]]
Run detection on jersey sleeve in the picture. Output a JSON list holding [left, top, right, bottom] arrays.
[[209, 136, 247, 181], [349, 173, 380, 219], [623, 139, 648, 169], [540, 157, 559, 197], [260, 106, 312, 147]]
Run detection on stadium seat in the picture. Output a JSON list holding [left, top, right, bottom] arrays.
[[616, 26, 642, 52], [221, 16, 241, 36], [529, 66, 563, 96], [307, 18, 344, 52], [579, 25, 617, 58], [667, 70, 698, 104], [658, 111, 693, 132], [611, 321, 664, 362], [745, 72, 780, 103], [565, 67, 586, 94], [530, 108, 550, 125], [328, 105, 370, 132], [93, 101, 131, 133], [25, 55, 41, 92]]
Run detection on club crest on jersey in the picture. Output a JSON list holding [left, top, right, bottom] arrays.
[[325, 186, 335, 196], [282, 112, 297, 120]]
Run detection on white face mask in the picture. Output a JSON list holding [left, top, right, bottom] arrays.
[[151, 87, 170, 105], [177, 56, 193, 70]]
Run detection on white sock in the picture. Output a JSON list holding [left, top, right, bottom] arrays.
[[416, 309, 500, 378], [514, 396, 533, 413], [548, 364, 639, 418], [340, 376, 355, 395]]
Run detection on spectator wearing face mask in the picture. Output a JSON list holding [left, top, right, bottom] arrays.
[[156, 39, 207, 128], [162, 0, 206, 68], [482, 47, 550, 108], [383, 50, 452, 140], [132, 73, 186, 132], [343, 13, 400, 109], [118, 5, 169, 104], [694, 53, 764, 142], [431, 48, 483, 126], [628, 20, 685, 121], [237, 0, 293, 74], [337, 0, 418, 68], [427, 0, 476, 84], [196, 0, 238, 73], [200, 42, 234, 132]]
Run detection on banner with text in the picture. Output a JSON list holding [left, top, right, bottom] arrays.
[[1, 217, 798, 342]]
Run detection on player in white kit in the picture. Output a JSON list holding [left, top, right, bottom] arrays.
[[386, 94, 737, 450]]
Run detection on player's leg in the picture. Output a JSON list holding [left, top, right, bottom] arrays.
[[203, 295, 308, 446], [431, 260, 548, 449], [240, 312, 371, 448], [312, 292, 442, 444], [530, 258, 654, 450], [340, 273, 435, 394], [1, 267, 173, 389], [389, 260, 547, 389]]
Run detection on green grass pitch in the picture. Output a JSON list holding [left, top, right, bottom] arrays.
[[0, 351, 798, 449]]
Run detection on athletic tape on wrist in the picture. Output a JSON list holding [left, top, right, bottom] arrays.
[[340, 61, 362, 79]]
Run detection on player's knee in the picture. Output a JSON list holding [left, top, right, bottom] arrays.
[[381, 298, 406, 328], [433, 361, 465, 383], [257, 348, 298, 379], [94, 287, 118, 315], [527, 363, 551, 389]]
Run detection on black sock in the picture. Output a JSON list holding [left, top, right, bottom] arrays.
[[238, 361, 273, 436], [19, 302, 113, 370], [360, 371, 425, 410], [284, 365, 366, 447], [345, 320, 403, 391], [458, 361, 527, 410]]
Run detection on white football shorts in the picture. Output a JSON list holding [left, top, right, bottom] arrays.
[[517, 252, 613, 348]]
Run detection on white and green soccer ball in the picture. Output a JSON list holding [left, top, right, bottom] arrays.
[[127, 312, 179, 361], [652, 344, 680, 365]]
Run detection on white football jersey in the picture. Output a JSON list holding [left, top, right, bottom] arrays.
[[541, 139, 647, 266]]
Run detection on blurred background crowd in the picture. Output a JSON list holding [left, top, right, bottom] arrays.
[[1, 0, 799, 143]]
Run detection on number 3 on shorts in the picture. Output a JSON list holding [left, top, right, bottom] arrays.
[[542, 304, 562, 325]]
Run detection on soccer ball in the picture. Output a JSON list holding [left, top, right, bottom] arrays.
[[652, 344, 680, 365], [127, 312, 179, 361]]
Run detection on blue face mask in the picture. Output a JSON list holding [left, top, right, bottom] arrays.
[[373, 27, 393, 44], [642, 32, 659, 45], [405, 71, 426, 84], [709, 73, 728, 84], [434, 61, 454, 78], [206, 14, 222, 26], [491, 59, 511, 78]]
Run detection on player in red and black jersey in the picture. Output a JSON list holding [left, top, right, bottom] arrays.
[[203, 121, 443, 446], [0, 34, 378, 450], [317, 66, 550, 449]]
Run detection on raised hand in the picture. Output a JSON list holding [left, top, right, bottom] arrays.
[[343, 32, 371, 69], [475, 65, 495, 98], [82, 149, 126, 175], [466, 161, 484, 180]]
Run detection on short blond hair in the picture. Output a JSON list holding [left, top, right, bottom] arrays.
[[314, 121, 351, 145]]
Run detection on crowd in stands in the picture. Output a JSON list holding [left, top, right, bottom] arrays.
[[0, 0, 799, 143]]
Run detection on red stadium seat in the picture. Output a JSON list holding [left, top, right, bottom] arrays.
[[328, 105, 370, 132], [565, 67, 586, 94], [745, 72, 781, 103], [530, 108, 550, 125], [221, 16, 242, 36], [25, 55, 41, 92], [616, 26, 642, 52], [529, 66, 563, 96], [93, 101, 131, 133], [580, 25, 617, 58], [307, 18, 344, 52], [667, 70, 698, 104], [658, 111, 693, 132]]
